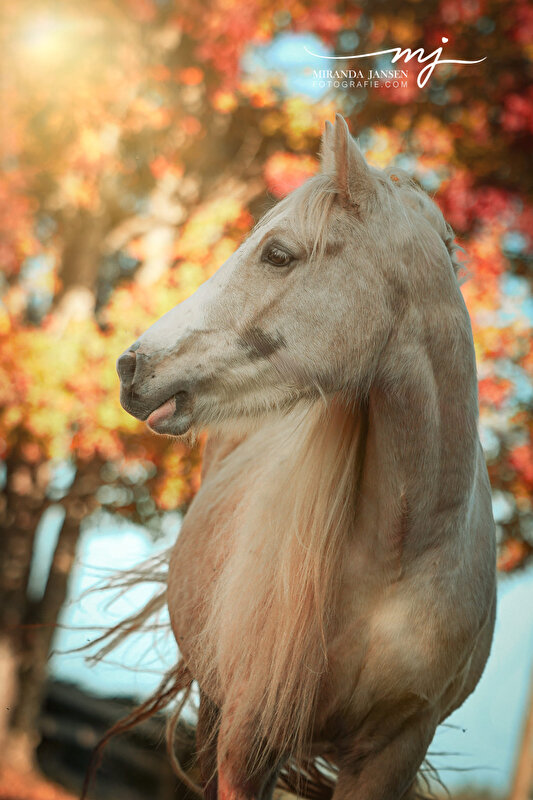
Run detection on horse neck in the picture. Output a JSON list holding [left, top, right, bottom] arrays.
[[362, 300, 479, 558]]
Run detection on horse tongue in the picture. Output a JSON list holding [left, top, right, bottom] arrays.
[[147, 397, 176, 430]]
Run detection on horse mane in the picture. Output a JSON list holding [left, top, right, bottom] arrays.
[[191, 399, 368, 774], [254, 172, 338, 260], [80, 398, 368, 798]]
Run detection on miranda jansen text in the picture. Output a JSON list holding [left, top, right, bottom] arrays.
[[313, 69, 408, 90], [305, 37, 486, 89]]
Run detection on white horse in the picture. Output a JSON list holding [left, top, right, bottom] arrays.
[[117, 115, 496, 800]]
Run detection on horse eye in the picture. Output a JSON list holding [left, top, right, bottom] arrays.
[[265, 246, 292, 267]]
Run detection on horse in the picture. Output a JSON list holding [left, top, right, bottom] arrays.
[[116, 114, 497, 800]]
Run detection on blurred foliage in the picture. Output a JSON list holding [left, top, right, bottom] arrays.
[[0, 0, 532, 568]]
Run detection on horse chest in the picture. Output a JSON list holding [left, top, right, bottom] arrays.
[[167, 475, 379, 709]]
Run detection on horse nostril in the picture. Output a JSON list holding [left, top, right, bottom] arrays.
[[117, 350, 137, 385]]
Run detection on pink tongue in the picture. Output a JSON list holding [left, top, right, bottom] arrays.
[[147, 397, 176, 429]]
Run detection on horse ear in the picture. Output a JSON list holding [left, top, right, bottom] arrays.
[[322, 114, 375, 209], [320, 119, 336, 174]]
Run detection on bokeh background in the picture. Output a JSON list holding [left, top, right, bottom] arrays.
[[1, 1, 532, 798]]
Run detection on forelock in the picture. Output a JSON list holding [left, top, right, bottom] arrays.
[[254, 173, 337, 260]]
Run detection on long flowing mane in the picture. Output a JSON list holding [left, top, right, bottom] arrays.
[[190, 400, 368, 772]]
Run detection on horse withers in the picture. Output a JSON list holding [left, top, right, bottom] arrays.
[[117, 115, 496, 800]]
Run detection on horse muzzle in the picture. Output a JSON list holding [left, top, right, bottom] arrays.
[[117, 347, 194, 435]]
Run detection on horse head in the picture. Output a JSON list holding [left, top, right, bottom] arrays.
[[118, 114, 466, 439]]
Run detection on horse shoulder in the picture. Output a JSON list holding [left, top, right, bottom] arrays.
[[328, 443, 496, 722]]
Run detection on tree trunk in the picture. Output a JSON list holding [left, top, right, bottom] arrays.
[[52, 209, 108, 326], [9, 515, 82, 766], [0, 459, 100, 771], [0, 636, 18, 753], [0, 450, 48, 765]]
